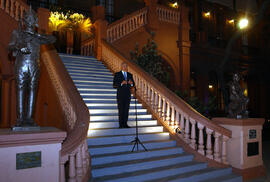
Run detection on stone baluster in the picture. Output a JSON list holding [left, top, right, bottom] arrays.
[[175, 110, 180, 128], [180, 113, 185, 137], [154, 91, 158, 112], [10, 0, 14, 17], [144, 11, 147, 24], [189, 118, 197, 149], [76, 147, 83, 181], [162, 98, 166, 121], [20, 6, 24, 21], [1, 0, 4, 9], [158, 94, 162, 117], [184, 116, 190, 143], [69, 154, 76, 182], [147, 85, 151, 104], [166, 102, 170, 123], [170, 106, 175, 126], [14, 1, 19, 20], [197, 123, 205, 155], [151, 88, 154, 109], [222, 135, 229, 164], [81, 143, 87, 174], [206, 128, 214, 159], [60, 161, 66, 182], [5, 0, 9, 13], [144, 82, 148, 102], [214, 132, 221, 162]]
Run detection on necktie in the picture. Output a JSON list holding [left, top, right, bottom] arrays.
[[124, 72, 127, 80]]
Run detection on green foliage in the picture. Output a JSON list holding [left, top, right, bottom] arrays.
[[130, 32, 170, 86], [175, 90, 217, 118]]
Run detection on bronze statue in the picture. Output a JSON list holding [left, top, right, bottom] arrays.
[[8, 7, 55, 127], [228, 73, 249, 119]]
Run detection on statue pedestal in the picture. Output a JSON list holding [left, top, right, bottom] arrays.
[[0, 127, 66, 182], [213, 118, 266, 181]]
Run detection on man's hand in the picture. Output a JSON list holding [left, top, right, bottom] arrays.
[[128, 80, 133, 85], [121, 80, 127, 85]]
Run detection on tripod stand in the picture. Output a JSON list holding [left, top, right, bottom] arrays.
[[131, 87, 147, 152]]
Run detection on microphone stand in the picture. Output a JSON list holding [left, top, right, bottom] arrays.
[[131, 86, 147, 152]]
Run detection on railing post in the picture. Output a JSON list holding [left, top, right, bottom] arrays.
[[1, 0, 4, 10], [180, 113, 185, 137], [158, 94, 162, 116], [197, 123, 205, 155], [175, 110, 180, 128], [5, 0, 10, 13], [166, 102, 170, 123], [214, 132, 221, 162], [10, 0, 14, 17], [222, 135, 229, 164], [162, 98, 166, 121], [206, 128, 214, 159], [170, 106, 175, 126], [76, 147, 83, 181], [60, 161, 66, 182], [184, 116, 190, 143], [68, 154, 76, 182], [189, 118, 197, 149]]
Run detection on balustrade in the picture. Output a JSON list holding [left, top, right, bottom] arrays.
[[107, 8, 148, 43], [81, 38, 95, 56], [0, 0, 28, 21], [100, 40, 232, 165], [156, 5, 180, 24]]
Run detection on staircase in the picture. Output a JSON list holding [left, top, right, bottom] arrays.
[[60, 54, 242, 182]]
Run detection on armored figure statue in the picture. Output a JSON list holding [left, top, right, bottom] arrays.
[[228, 73, 249, 119], [9, 7, 55, 127]]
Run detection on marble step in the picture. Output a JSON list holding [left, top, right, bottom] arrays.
[[89, 140, 176, 155], [88, 132, 169, 146], [90, 114, 152, 122], [93, 161, 207, 182], [88, 125, 163, 137], [91, 147, 184, 165], [89, 108, 147, 114], [89, 119, 157, 129], [92, 153, 194, 178]]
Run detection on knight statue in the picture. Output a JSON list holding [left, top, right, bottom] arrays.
[[228, 73, 249, 119], [8, 7, 56, 127]]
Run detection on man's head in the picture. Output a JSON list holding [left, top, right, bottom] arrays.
[[121, 62, 128, 72]]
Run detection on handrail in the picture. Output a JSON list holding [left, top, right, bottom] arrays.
[[107, 7, 148, 43], [40, 45, 90, 181], [156, 4, 180, 24], [101, 39, 232, 164]]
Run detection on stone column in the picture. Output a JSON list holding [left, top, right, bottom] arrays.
[[94, 19, 108, 60], [144, 0, 159, 31], [177, 5, 191, 94]]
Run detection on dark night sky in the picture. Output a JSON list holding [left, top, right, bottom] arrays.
[[207, 0, 258, 13]]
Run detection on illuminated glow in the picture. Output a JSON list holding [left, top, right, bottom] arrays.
[[170, 2, 178, 8], [244, 89, 248, 97], [49, 11, 92, 34], [228, 19, 234, 24], [208, 85, 213, 89], [204, 12, 210, 18], [238, 18, 249, 29]]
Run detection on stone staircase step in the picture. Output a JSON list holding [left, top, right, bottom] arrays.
[[92, 161, 208, 182], [64, 62, 106, 68], [87, 103, 143, 108], [153, 167, 233, 182], [73, 77, 113, 82], [87, 132, 169, 146], [89, 140, 176, 155], [66, 65, 109, 72], [68, 69, 112, 75], [90, 114, 152, 121], [89, 119, 157, 129], [91, 147, 184, 165], [70, 72, 113, 78], [91, 153, 194, 178], [88, 126, 163, 137], [89, 108, 147, 114], [200, 173, 243, 182]]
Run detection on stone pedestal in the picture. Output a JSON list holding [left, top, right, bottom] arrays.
[[0, 127, 66, 182], [213, 118, 266, 181]]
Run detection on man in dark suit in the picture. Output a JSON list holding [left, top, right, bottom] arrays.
[[113, 62, 135, 128]]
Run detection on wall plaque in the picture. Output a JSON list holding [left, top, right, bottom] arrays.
[[249, 129, 257, 139], [16, 151, 41, 170], [247, 142, 259, 156]]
